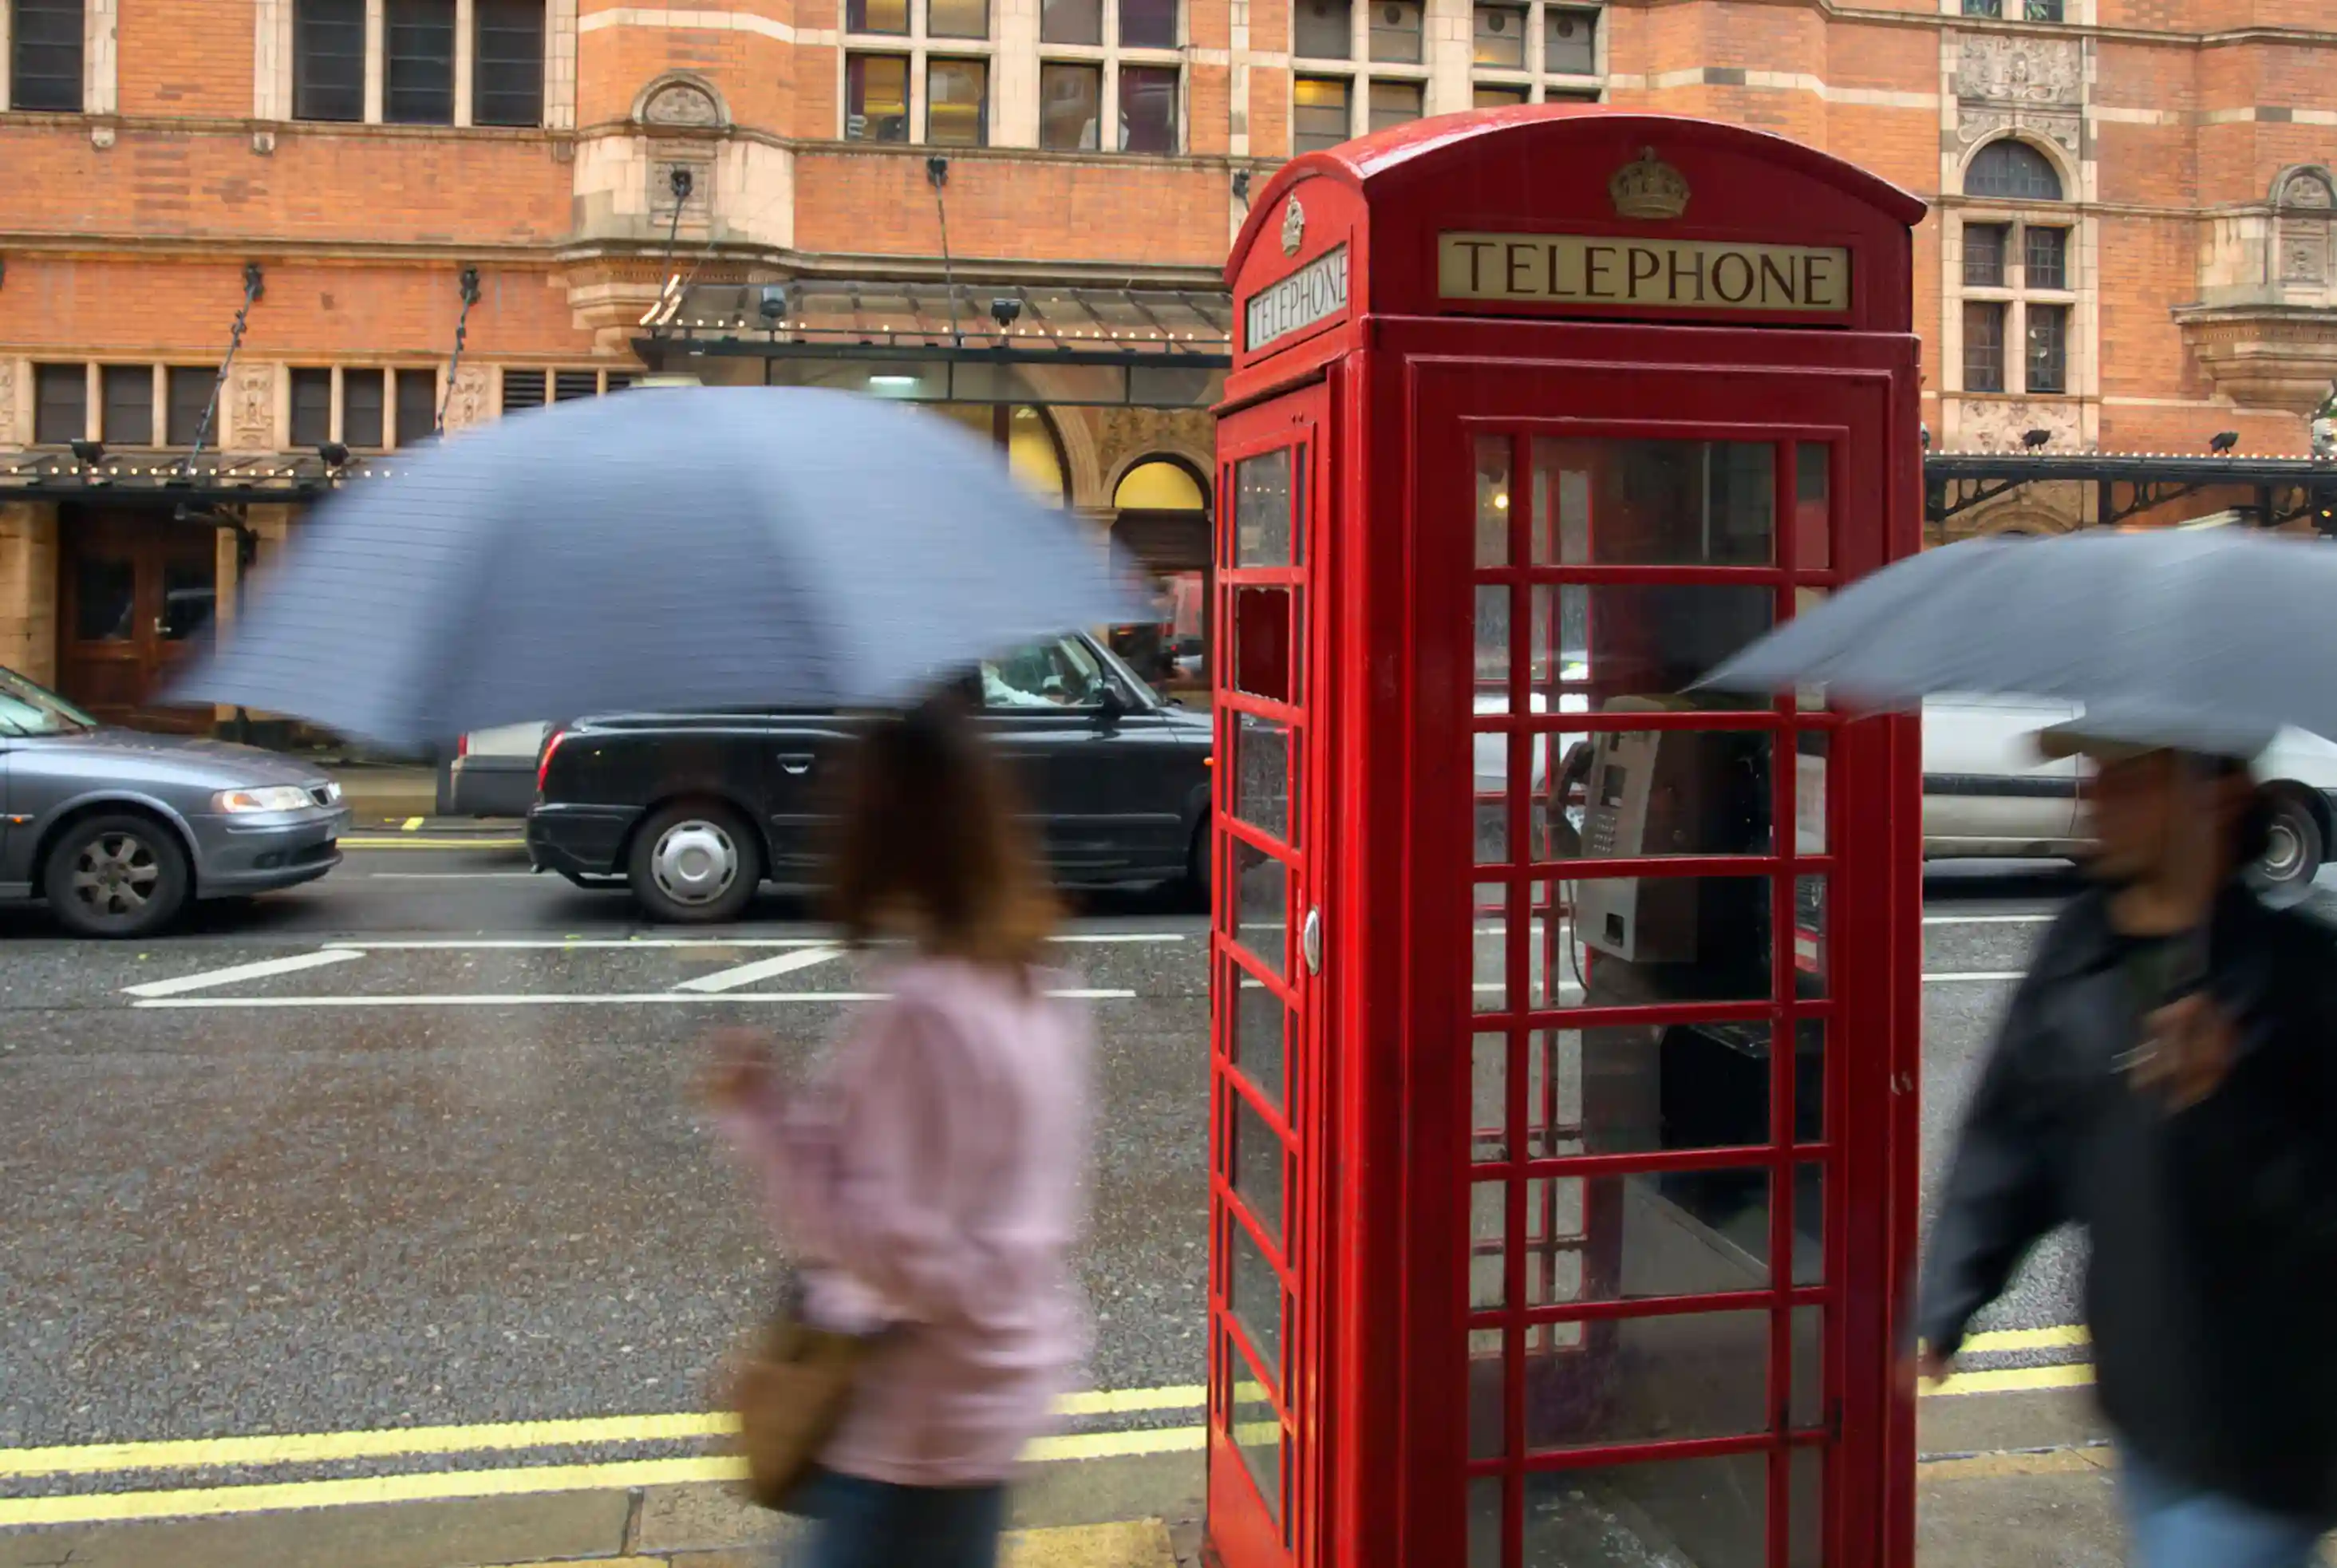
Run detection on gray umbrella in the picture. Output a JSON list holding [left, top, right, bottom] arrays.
[[1699, 527, 2337, 748], [173, 385, 1149, 747]]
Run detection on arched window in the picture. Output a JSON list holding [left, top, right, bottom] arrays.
[[928, 403, 1069, 505], [1966, 140, 2063, 201], [1114, 458, 1207, 511]]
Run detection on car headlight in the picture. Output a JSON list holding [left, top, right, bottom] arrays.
[[214, 785, 315, 814]]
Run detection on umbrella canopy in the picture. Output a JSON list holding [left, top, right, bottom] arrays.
[[174, 386, 1148, 747], [1699, 528, 2337, 750]]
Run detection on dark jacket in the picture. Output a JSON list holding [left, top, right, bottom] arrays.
[[1918, 884, 2337, 1519]]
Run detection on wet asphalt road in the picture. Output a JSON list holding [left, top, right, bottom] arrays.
[[2, 849, 2311, 1469]]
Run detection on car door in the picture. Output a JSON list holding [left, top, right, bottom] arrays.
[[757, 712, 871, 881], [1921, 694, 2082, 853], [977, 635, 1168, 881]]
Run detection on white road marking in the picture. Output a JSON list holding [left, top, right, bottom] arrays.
[[676, 946, 842, 993], [1923, 914, 2055, 926], [122, 950, 365, 998], [320, 935, 1189, 951], [131, 989, 1138, 1010], [1922, 971, 2028, 982]]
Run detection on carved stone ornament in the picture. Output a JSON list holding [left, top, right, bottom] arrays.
[[1956, 36, 2081, 107], [443, 366, 491, 433], [1280, 195, 1305, 257], [2277, 168, 2335, 209], [1609, 147, 1691, 221], [229, 364, 275, 452], [0, 359, 17, 446], [1953, 397, 2084, 454], [641, 77, 723, 128], [2280, 223, 2329, 286], [1957, 106, 2078, 157]]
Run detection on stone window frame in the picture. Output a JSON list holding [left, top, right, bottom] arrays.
[[0, 0, 117, 117], [279, 365, 454, 451], [256, 0, 576, 130], [1465, 0, 1605, 109], [839, 0, 1005, 148], [1287, 0, 1435, 150], [1944, 135, 2089, 405], [1032, 0, 1186, 156]]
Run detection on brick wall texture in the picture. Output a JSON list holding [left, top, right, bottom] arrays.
[[1, 0, 2332, 478]]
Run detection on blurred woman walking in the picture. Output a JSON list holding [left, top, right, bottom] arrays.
[[705, 697, 1094, 1568]]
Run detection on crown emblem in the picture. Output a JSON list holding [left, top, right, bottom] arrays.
[[1280, 195, 1306, 256], [1609, 148, 1691, 221]]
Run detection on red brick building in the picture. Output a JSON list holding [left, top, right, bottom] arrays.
[[1, 0, 2331, 725]]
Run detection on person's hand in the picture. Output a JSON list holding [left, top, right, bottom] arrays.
[[2136, 992, 2236, 1110], [701, 1027, 776, 1112]]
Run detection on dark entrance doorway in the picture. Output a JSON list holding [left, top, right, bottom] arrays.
[[57, 508, 220, 732]]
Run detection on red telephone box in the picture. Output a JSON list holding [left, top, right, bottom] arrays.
[[1206, 109, 1927, 1568]]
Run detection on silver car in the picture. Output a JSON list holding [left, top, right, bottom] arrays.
[[0, 666, 349, 937]]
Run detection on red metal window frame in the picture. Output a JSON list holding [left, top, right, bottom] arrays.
[[1460, 412, 1854, 1568]]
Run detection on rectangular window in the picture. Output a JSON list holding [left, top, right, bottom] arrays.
[[1473, 83, 1526, 109], [2027, 303, 2069, 394], [845, 53, 910, 141], [1472, 2, 1525, 68], [1960, 0, 2002, 14], [501, 367, 546, 413], [385, 0, 456, 124], [100, 366, 153, 446], [1291, 75, 1350, 152], [1963, 302, 2007, 394], [290, 369, 334, 448], [1367, 78, 1421, 132], [10, 0, 85, 113], [2025, 225, 2069, 290], [847, 0, 909, 32], [1545, 6, 1597, 74], [395, 368, 438, 446], [1040, 0, 1100, 44], [928, 0, 989, 39], [1368, 0, 1422, 63], [1119, 64, 1178, 152], [927, 57, 988, 144], [344, 370, 386, 448], [1120, 0, 1177, 48], [473, 0, 545, 126], [1040, 61, 1100, 149], [2023, 0, 2064, 16], [294, 0, 366, 121], [1293, 0, 1350, 61], [1963, 222, 2007, 288], [166, 367, 215, 447], [34, 364, 85, 444]]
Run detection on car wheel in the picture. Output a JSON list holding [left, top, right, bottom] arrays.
[[1187, 819, 1212, 906], [628, 800, 761, 923], [42, 812, 192, 938], [2252, 790, 2324, 896]]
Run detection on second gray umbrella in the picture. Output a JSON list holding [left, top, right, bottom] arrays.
[[174, 385, 1148, 748], [1699, 527, 2337, 746]]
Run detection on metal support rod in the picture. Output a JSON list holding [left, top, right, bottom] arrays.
[[928, 157, 961, 349], [435, 267, 484, 436], [180, 263, 265, 479]]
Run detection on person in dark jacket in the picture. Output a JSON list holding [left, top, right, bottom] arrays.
[[1917, 721, 2337, 1568]]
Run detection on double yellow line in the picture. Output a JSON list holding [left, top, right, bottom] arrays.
[[0, 1386, 1207, 1530], [0, 1330, 2094, 1529]]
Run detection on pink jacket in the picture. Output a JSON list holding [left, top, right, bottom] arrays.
[[719, 956, 1093, 1487]]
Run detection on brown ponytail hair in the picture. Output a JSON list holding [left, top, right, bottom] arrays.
[[825, 693, 1059, 978]]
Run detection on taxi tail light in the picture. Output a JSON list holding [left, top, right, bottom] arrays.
[[536, 730, 567, 795], [455, 733, 470, 759]]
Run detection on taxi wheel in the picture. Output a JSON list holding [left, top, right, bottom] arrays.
[[1187, 819, 1212, 906], [2252, 790, 2323, 898], [629, 800, 761, 924], [43, 812, 191, 938]]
